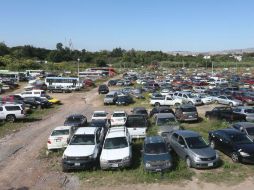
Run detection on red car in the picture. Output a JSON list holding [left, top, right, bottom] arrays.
[[233, 92, 254, 105], [83, 79, 94, 87]]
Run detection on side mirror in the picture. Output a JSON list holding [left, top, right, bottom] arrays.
[[181, 144, 185, 148], [240, 127, 244, 132]]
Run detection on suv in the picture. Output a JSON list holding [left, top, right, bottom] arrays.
[[131, 107, 148, 119], [104, 91, 117, 105], [125, 114, 148, 139], [175, 105, 198, 122], [23, 96, 52, 109], [62, 127, 104, 172], [17, 89, 46, 98], [142, 136, 172, 172], [98, 84, 109, 94], [100, 126, 132, 170], [0, 104, 26, 122]]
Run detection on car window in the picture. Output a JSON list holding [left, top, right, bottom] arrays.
[[178, 136, 185, 145], [51, 129, 69, 136], [230, 134, 253, 144], [0, 107, 3, 111], [171, 133, 178, 141], [113, 113, 126, 117], [104, 137, 128, 149], [185, 136, 208, 149], [244, 109, 254, 113], [70, 134, 95, 145], [144, 143, 167, 154], [5, 106, 21, 111], [233, 108, 241, 113], [246, 128, 254, 135], [183, 95, 188, 98], [166, 97, 172, 100]]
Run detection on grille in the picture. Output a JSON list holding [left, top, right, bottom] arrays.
[[108, 159, 122, 163], [67, 156, 89, 160], [200, 156, 216, 161]]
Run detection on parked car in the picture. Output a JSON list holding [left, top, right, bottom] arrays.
[[23, 96, 52, 109], [175, 105, 199, 122], [110, 111, 127, 126], [64, 114, 87, 130], [193, 86, 207, 93], [0, 103, 26, 122], [205, 107, 246, 122], [62, 127, 105, 171], [149, 106, 175, 118], [142, 136, 172, 172], [231, 122, 254, 141], [47, 126, 73, 150], [100, 126, 132, 170], [214, 95, 243, 107], [131, 107, 149, 119], [173, 92, 202, 106], [125, 114, 148, 139], [209, 128, 254, 163], [192, 93, 214, 105], [107, 80, 117, 86], [233, 106, 254, 122], [98, 84, 109, 94], [233, 92, 254, 106], [104, 91, 117, 105], [169, 130, 219, 168], [115, 95, 134, 106], [17, 89, 46, 98], [91, 111, 109, 121], [150, 95, 183, 107]]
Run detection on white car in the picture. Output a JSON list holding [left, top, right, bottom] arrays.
[[110, 111, 127, 126], [100, 126, 132, 170], [192, 93, 214, 104], [47, 126, 73, 150], [62, 127, 104, 171], [160, 89, 171, 96], [0, 104, 26, 122], [17, 89, 46, 98], [91, 111, 109, 121]]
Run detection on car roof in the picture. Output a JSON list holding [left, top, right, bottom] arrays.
[[67, 114, 84, 118], [217, 128, 242, 135], [174, 130, 200, 138], [75, 127, 97, 135], [106, 126, 127, 138], [234, 122, 254, 128], [156, 113, 175, 118], [113, 111, 126, 114], [53, 126, 72, 131], [145, 136, 164, 144]]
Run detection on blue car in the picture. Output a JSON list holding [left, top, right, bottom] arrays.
[[142, 136, 173, 172]]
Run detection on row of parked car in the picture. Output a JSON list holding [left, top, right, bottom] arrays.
[[0, 89, 60, 122]]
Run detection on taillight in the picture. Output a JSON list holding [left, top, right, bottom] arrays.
[[47, 139, 51, 144]]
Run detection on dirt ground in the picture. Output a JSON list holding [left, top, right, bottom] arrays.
[[0, 81, 254, 190]]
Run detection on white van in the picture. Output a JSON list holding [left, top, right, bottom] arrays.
[[17, 90, 46, 98]]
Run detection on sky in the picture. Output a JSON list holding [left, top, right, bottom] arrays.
[[0, 0, 254, 52]]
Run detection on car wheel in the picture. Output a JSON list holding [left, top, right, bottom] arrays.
[[186, 157, 192, 168], [215, 100, 218, 104], [231, 152, 239, 163], [229, 102, 233, 107], [188, 101, 193, 105], [155, 102, 160, 107], [210, 140, 216, 149], [174, 103, 180, 107], [6, 115, 16, 122]]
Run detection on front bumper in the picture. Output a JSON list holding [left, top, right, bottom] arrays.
[[191, 158, 219, 169], [144, 162, 172, 172], [100, 160, 131, 170], [62, 158, 95, 170]]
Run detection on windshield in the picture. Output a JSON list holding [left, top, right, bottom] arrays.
[[70, 134, 95, 145], [185, 136, 209, 149], [113, 113, 126, 117], [231, 134, 253, 144], [135, 110, 147, 114], [51, 129, 69, 136], [182, 107, 197, 112], [126, 116, 146, 128], [106, 95, 114, 98], [246, 128, 254, 135], [93, 113, 107, 117], [145, 143, 167, 154], [157, 117, 177, 126], [90, 120, 106, 127], [104, 137, 128, 149], [226, 96, 233, 100], [66, 117, 82, 122]]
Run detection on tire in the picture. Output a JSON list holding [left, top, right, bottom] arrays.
[[231, 152, 239, 163], [210, 140, 216, 149], [6, 115, 16, 122], [155, 102, 160, 107], [229, 102, 233, 107], [188, 101, 193, 105], [174, 103, 180, 107], [186, 157, 192, 168]]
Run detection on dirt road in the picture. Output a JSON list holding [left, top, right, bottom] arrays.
[[0, 82, 254, 190]]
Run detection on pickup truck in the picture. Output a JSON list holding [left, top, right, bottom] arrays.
[[150, 95, 183, 107]]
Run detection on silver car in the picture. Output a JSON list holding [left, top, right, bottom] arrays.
[[231, 122, 254, 141], [233, 106, 254, 122], [214, 95, 242, 107], [169, 130, 219, 168]]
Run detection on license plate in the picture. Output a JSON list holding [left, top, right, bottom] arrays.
[[155, 168, 162, 172], [75, 163, 80, 166], [189, 115, 193, 118], [208, 163, 213, 167], [55, 139, 61, 142], [111, 163, 118, 167]]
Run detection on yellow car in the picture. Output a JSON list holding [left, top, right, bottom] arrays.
[[46, 96, 60, 104]]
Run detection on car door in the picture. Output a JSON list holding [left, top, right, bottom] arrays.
[[218, 96, 225, 104], [169, 133, 179, 151], [175, 135, 187, 159], [219, 133, 233, 156], [0, 107, 4, 119]]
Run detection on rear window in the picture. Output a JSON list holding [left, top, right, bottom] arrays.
[[182, 107, 197, 112], [51, 129, 69, 136], [5, 106, 21, 111], [113, 113, 126, 117], [126, 116, 146, 128], [145, 143, 167, 154], [94, 113, 107, 117]]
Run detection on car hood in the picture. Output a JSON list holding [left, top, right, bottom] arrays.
[[159, 125, 180, 133], [190, 147, 216, 158], [64, 145, 95, 157], [64, 121, 81, 127], [100, 147, 130, 160], [235, 143, 254, 154], [144, 153, 171, 162]]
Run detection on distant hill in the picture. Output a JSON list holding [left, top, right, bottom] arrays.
[[168, 48, 254, 56]]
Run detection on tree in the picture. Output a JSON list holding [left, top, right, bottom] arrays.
[[96, 59, 107, 67], [0, 42, 9, 56], [56, 43, 63, 51]]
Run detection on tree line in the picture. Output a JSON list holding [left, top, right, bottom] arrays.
[[0, 42, 253, 71]]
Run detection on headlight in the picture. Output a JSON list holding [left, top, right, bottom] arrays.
[[62, 154, 68, 159], [88, 154, 94, 159], [239, 152, 250, 157], [123, 156, 130, 162], [145, 163, 151, 168], [100, 159, 108, 164], [194, 156, 201, 161], [165, 161, 172, 167]]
